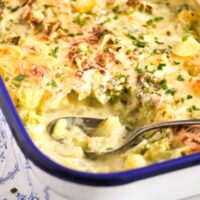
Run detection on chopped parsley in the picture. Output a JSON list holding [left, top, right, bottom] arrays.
[[155, 40, 164, 45], [127, 33, 146, 48], [182, 35, 189, 42], [10, 36, 21, 45], [76, 48, 82, 54], [192, 105, 200, 111], [166, 88, 176, 96], [60, 27, 68, 33], [73, 17, 87, 27], [100, 18, 111, 25], [106, 147, 113, 151], [14, 74, 25, 81], [181, 98, 185, 103], [187, 95, 193, 99], [187, 105, 200, 112], [12, 81, 20, 88], [112, 6, 121, 19], [157, 63, 166, 70], [135, 64, 144, 73], [161, 83, 168, 90], [146, 19, 154, 26], [125, 49, 131, 55], [7, 5, 20, 12], [174, 61, 180, 65], [166, 31, 171, 36], [154, 16, 164, 22], [160, 80, 173, 93], [160, 79, 166, 85], [5, 77, 9, 81], [67, 33, 75, 37], [146, 16, 164, 26], [51, 80, 57, 87], [48, 47, 59, 58], [177, 74, 184, 81], [152, 48, 167, 55]]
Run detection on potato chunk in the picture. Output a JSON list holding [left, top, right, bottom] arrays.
[[52, 119, 68, 140], [74, 0, 96, 13], [172, 37, 200, 57], [124, 154, 146, 170], [19, 88, 44, 109], [94, 116, 126, 137]]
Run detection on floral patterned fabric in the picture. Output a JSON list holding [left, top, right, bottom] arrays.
[[0, 109, 66, 200]]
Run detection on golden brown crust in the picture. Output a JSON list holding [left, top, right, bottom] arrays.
[[173, 126, 200, 153]]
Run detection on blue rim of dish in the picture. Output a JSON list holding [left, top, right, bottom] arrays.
[[0, 76, 200, 186]]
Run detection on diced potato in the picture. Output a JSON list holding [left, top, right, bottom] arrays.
[[86, 117, 126, 153], [19, 88, 44, 109], [172, 37, 200, 57], [52, 119, 67, 140], [91, 73, 110, 104], [178, 10, 198, 24], [74, 0, 96, 13], [22, 111, 45, 141], [92, 89, 111, 105], [86, 137, 107, 153], [27, 124, 46, 141], [63, 126, 88, 147], [39, 91, 66, 111], [124, 154, 146, 170], [53, 123, 88, 147], [143, 139, 174, 162], [94, 116, 126, 137]]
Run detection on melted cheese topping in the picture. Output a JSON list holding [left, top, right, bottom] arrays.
[[0, 0, 200, 172]]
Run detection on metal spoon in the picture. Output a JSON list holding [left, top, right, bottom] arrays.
[[47, 117, 200, 157]]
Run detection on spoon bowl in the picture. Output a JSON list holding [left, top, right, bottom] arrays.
[[47, 117, 200, 158]]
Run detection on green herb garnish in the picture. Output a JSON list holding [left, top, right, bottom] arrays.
[[192, 105, 200, 111], [177, 75, 184, 81], [48, 47, 59, 58], [51, 80, 57, 87], [166, 88, 176, 96], [14, 74, 25, 81], [126, 49, 131, 55], [157, 63, 166, 70], [154, 16, 164, 22], [7, 5, 20, 12], [187, 95, 193, 99], [127, 33, 146, 48], [73, 17, 87, 27]]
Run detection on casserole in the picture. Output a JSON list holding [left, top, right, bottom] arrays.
[[0, 0, 200, 199]]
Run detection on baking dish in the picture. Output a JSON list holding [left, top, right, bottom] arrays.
[[1, 0, 200, 198], [1, 76, 200, 200]]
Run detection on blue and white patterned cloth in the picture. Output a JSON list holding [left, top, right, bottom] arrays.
[[0, 109, 67, 200]]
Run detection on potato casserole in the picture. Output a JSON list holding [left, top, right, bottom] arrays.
[[0, 0, 200, 172]]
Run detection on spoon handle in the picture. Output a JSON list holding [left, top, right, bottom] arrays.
[[119, 119, 200, 152]]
